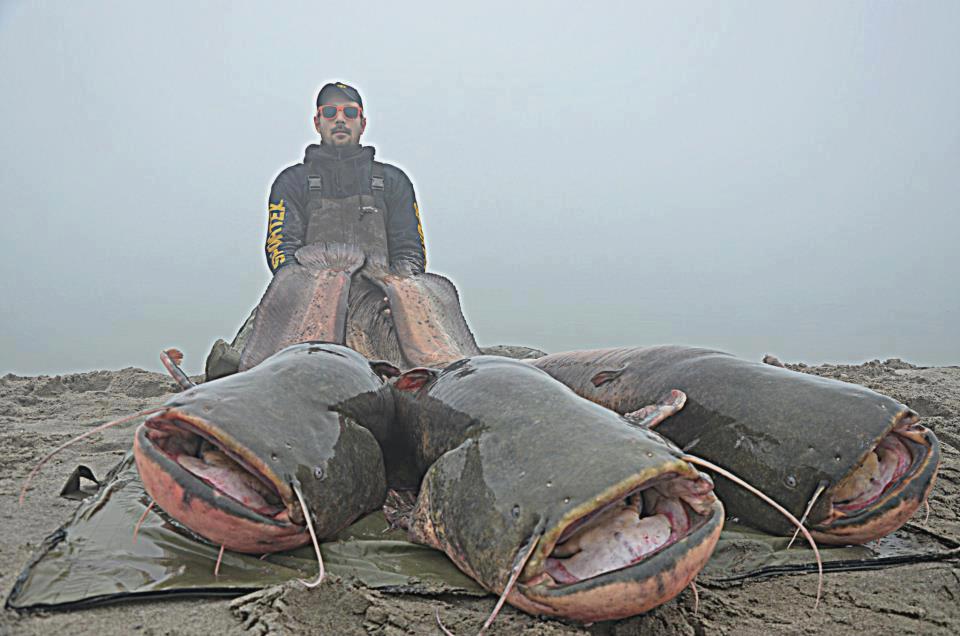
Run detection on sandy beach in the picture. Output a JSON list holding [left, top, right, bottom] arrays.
[[2, 356, 959, 635]]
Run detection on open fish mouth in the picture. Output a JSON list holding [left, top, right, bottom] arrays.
[[516, 470, 724, 621], [133, 412, 307, 553], [814, 412, 940, 544], [527, 472, 718, 586]]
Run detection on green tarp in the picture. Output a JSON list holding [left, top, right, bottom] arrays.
[[7, 454, 959, 611]]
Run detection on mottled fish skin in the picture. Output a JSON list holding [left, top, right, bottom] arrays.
[[242, 249, 477, 373], [366, 271, 480, 368], [380, 356, 724, 622], [344, 276, 404, 366], [135, 343, 390, 553], [239, 243, 364, 371], [532, 345, 940, 542]]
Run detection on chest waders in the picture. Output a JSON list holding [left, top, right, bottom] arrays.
[[302, 160, 404, 365], [304, 161, 390, 269]]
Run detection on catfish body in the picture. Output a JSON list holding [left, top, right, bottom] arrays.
[[532, 346, 940, 542], [377, 356, 724, 622]]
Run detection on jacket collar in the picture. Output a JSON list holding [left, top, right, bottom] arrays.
[[304, 143, 375, 163]]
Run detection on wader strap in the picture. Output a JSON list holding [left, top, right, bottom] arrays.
[[371, 161, 387, 218], [305, 163, 385, 215], [306, 172, 324, 215]]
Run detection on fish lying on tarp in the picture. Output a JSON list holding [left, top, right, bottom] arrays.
[[345, 355, 725, 622], [531, 346, 941, 544], [134, 343, 394, 569]]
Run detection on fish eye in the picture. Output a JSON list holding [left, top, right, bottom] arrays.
[[511, 504, 521, 519], [313, 466, 325, 479], [785, 475, 798, 488]]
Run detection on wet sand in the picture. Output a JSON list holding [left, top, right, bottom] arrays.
[[2, 357, 958, 635]]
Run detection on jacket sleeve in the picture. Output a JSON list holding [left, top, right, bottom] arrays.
[[384, 166, 427, 273], [264, 168, 307, 274]]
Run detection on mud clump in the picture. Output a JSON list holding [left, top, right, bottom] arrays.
[[230, 579, 586, 635], [61, 371, 114, 393], [105, 367, 179, 398]]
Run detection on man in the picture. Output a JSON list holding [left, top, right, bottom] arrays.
[[205, 82, 427, 379], [264, 81, 426, 277]]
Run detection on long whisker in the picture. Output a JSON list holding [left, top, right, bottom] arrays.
[[786, 482, 827, 549], [133, 500, 156, 542], [435, 607, 455, 636], [19, 407, 167, 505], [478, 530, 542, 635], [681, 454, 823, 608], [690, 577, 700, 615], [293, 482, 325, 588], [214, 544, 226, 577]]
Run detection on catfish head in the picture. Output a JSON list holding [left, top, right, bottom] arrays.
[[392, 357, 725, 622], [809, 410, 939, 545], [134, 343, 396, 554]]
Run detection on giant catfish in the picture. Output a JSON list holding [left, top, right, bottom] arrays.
[[346, 356, 726, 622], [532, 346, 940, 544]]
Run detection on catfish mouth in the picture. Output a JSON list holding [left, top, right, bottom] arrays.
[[814, 413, 940, 544], [525, 473, 718, 589], [133, 413, 307, 553]]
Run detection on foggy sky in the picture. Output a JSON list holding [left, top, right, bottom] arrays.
[[1, 1, 958, 376]]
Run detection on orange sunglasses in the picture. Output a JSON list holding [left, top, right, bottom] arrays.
[[317, 104, 363, 119]]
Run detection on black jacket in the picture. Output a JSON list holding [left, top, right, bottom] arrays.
[[265, 144, 426, 273]]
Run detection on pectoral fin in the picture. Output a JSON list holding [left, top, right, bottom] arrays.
[[624, 390, 686, 429]]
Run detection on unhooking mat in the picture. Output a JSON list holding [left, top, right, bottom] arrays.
[[7, 454, 960, 610]]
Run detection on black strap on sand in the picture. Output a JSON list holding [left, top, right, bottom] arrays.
[[59, 465, 100, 500]]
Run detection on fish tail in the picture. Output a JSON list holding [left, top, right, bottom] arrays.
[[295, 242, 365, 272]]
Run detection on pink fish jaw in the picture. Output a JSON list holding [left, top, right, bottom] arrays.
[[545, 511, 673, 583], [176, 455, 282, 516]]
